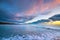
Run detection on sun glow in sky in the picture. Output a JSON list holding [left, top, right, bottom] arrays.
[[45, 21, 60, 26]]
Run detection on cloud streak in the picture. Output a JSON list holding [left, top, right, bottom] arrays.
[[25, 6, 60, 23]]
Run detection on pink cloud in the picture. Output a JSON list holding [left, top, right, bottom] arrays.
[[15, 0, 60, 16], [25, 0, 60, 16]]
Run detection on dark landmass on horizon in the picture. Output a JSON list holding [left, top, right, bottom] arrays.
[[0, 22, 14, 24]]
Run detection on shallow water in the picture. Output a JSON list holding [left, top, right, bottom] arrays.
[[0, 24, 60, 40]]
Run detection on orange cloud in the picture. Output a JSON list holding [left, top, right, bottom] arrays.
[[56, 0, 60, 4]]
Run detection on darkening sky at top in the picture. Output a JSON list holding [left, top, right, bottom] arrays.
[[0, 0, 36, 13], [0, 0, 60, 23]]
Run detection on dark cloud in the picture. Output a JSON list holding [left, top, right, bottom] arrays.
[[49, 14, 60, 21]]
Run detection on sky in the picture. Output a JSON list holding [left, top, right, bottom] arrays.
[[25, 7, 60, 23], [0, 0, 60, 23]]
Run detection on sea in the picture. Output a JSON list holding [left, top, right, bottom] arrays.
[[0, 24, 60, 40]]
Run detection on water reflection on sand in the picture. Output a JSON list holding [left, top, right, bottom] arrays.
[[0, 24, 60, 40]]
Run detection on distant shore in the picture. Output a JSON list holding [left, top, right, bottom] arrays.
[[0, 22, 14, 24]]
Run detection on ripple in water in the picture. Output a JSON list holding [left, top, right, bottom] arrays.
[[1, 32, 60, 40], [0, 25, 60, 40]]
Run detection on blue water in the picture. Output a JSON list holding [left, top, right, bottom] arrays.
[[0, 24, 60, 40]]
